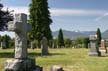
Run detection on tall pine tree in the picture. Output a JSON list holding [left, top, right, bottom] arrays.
[[57, 29, 65, 48], [29, 0, 52, 48], [96, 28, 102, 46]]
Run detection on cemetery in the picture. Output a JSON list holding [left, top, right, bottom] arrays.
[[0, 0, 108, 71]]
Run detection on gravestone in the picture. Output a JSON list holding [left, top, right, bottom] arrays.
[[0, 41, 6, 49], [88, 35, 101, 56], [41, 37, 48, 55], [50, 65, 64, 71], [31, 41, 35, 49], [5, 13, 42, 71], [52, 42, 57, 48], [100, 39, 107, 53]]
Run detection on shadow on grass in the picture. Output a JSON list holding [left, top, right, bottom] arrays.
[[99, 55, 108, 57], [0, 52, 65, 58], [28, 53, 65, 58], [0, 52, 14, 58]]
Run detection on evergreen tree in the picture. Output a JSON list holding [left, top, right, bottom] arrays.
[[29, 0, 52, 48], [96, 28, 102, 46], [64, 38, 72, 48], [83, 37, 89, 48], [57, 29, 65, 48], [2, 35, 11, 48], [0, 3, 13, 31]]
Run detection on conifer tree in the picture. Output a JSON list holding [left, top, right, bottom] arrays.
[[29, 0, 52, 48], [57, 29, 65, 48], [96, 28, 102, 46]]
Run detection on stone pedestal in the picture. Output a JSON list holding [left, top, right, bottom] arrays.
[[88, 52, 99, 56], [5, 58, 42, 71], [50, 65, 64, 71], [88, 35, 101, 56]]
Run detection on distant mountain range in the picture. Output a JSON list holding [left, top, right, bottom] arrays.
[[52, 30, 108, 39], [102, 30, 108, 39]]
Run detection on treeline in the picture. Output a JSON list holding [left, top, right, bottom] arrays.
[[27, 29, 90, 49], [0, 35, 14, 49], [0, 28, 103, 49]]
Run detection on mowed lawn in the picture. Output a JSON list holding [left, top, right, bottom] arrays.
[[0, 48, 108, 71]]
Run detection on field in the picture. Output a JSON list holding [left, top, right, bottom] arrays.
[[0, 48, 108, 71]]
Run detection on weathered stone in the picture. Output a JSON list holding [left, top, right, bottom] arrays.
[[5, 13, 43, 71], [8, 13, 28, 59], [5, 58, 42, 71], [50, 65, 64, 71], [41, 37, 48, 55], [31, 41, 35, 49], [0, 41, 6, 49], [88, 35, 101, 56], [100, 39, 107, 53]]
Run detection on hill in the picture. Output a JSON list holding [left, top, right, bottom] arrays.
[[52, 30, 96, 39], [102, 30, 108, 39], [52, 29, 108, 39]]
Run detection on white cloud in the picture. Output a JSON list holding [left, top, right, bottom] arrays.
[[3, 6, 107, 17], [50, 8, 105, 16], [12, 7, 29, 15], [95, 13, 108, 21]]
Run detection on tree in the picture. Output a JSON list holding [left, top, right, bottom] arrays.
[[64, 38, 72, 48], [0, 3, 13, 31], [83, 37, 89, 48], [2, 35, 11, 48], [96, 28, 102, 46], [57, 29, 65, 48], [29, 0, 52, 48]]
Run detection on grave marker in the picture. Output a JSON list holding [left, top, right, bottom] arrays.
[[88, 35, 101, 56], [5, 13, 42, 71]]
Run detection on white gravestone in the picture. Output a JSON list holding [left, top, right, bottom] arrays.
[[50, 65, 64, 71], [1, 41, 6, 49], [8, 14, 28, 59]]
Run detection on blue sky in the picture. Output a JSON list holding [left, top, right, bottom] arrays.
[[1, 0, 108, 37]]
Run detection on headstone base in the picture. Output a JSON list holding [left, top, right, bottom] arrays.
[[50, 65, 64, 71], [88, 52, 99, 56], [5, 58, 42, 71]]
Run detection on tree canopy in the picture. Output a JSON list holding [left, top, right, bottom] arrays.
[[29, 0, 52, 47]]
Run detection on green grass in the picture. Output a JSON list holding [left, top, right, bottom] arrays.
[[0, 48, 108, 71]]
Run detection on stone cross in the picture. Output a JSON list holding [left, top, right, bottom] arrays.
[[5, 13, 42, 71], [8, 13, 31, 59]]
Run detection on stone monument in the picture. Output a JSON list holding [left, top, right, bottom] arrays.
[[5, 13, 42, 71], [41, 37, 48, 55], [100, 39, 107, 53], [0, 41, 6, 49], [88, 35, 101, 56], [31, 41, 35, 49]]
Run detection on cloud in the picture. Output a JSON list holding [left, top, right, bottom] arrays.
[[5, 6, 29, 15], [95, 13, 108, 21], [50, 8, 105, 16], [3, 6, 106, 17]]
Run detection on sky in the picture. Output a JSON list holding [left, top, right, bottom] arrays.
[[1, 0, 108, 37]]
